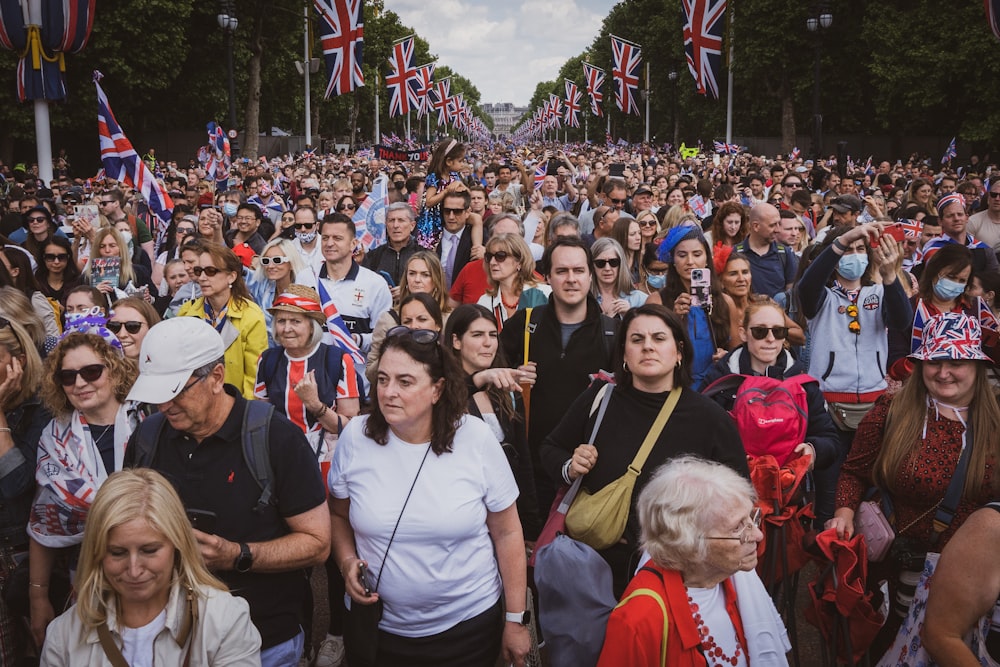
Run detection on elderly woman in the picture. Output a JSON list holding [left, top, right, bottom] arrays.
[[591, 238, 647, 318], [28, 330, 138, 648], [597, 456, 790, 667], [40, 469, 261, 665], [329, 328, 530, 667], [541, 305, 747, 595], [476, 233, 551, 329], [177, 242, 267, 399], [827, 312, 1000, 651]]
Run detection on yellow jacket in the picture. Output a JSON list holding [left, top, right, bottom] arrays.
[[177, 297, 267, 399]]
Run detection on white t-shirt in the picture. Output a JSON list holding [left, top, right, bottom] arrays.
[[329, 414, 518, 637], [121, 607, 167, 667]]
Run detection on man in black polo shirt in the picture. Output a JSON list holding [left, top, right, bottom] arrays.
[[124, 317, 329, 666]]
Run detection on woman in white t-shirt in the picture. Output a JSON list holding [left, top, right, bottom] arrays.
[[329, 327, 530, 667]]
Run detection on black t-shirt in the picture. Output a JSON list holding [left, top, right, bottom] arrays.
[[90, 424, 115, 475], [124, 385, 325, 648]]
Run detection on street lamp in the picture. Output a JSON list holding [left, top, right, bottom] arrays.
[[217, 1, 240, 158], [806, 3, 833, 160], [668, 70, 679, 149]]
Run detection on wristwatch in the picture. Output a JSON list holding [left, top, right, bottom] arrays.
[[234, 542, 253, 573], [505, 610, 531, 625]]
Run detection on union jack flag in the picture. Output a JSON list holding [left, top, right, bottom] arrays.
[[534, 164, 547, 190], [386, 35, 419, 117], [314, 0, 364, 99], [429, 78, 451, 126], [94, 72, 173, 244], [315, 279, 366, 369], [548, 94, 563, 130], [942, 136, 957, 164], [205, 121, 230, 190], [414, 63, 435, 118], [713, 140, 740, 154], [564, 79, 582, 128], [789, 147, 801, 161], [582, 62, 605, 117], [988, 0, 1000, 40], [898, 219, 923, 238], [611, 35, 641, 115], [682, 0, 726, 99]]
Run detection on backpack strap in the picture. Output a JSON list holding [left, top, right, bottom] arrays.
[[615, 566, 669, 667], [130, 412, 168, 468], [242, 400, 276, 513], [523, 307, 535, 365], [258, 347, 282, 389], [598, 314, 617, 359]]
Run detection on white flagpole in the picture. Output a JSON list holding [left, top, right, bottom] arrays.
[[725, 3, 734, 145], [374, 73, 380, 144], [303, 1, 312, 147]]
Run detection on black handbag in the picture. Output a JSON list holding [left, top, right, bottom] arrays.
[[343, 444, 431, 667]]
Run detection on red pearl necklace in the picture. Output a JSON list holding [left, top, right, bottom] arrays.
[[687, 595, 743, 666]]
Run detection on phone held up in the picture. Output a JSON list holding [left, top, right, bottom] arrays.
[[690, 268, 711, 309]]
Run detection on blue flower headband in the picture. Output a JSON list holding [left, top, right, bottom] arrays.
[[62, 307, 124, 355], [657, 223, 704, 264]]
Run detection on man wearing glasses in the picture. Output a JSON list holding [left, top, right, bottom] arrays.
[[579, 178, 628, 236], [290, 206, 323, 270], [98, 189, 156, 265], [436, 190, 482, 288], [967, 180, 1000, 253], [224, 204, 268, 267]]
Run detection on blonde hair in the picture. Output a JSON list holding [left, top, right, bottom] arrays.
[[85, 226, 136, 287], [399, 251, 451, 314], [253, 238, 307, 285], [75, 469, 227, 630], [0, 286, 46, 350], [0, 318, 43, 409], [484, 233, 537, 296]]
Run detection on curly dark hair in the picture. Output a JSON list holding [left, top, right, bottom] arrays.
[[41, 333, 137, 418], [364, 330, 468, 455]]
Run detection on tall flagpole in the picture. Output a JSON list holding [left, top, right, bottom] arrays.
[[374, 73, 380, 144], [406, 111, 411, 142], [644, 62, 650, 143], [27, 0, 53, 184], [725, 2, 734, 145], [303, 1, 312, 147]]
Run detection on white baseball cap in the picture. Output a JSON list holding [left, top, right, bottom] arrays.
[[127, 317, 226, 404]]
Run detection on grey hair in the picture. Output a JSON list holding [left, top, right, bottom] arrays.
[[547, 212, 580, 243], [191, 355, 226, 379], [487, 212, 525, 237], [638, 456, 756, 571], [385, 201, 415, 221], [590, 237, 634, 297]]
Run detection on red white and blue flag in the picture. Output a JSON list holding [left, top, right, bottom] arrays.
[[564, 80, 582, 128], [414, 62, 435, 118], [386, 35, 419, 117], [94, 71, 173, 243], [682, 0, 726, 99], [987, 0, 1000, 40], [582, 62, 605, 117], [534, 164, 547, 190], [314, 0, 364, 99], [611, 35, 641, 115], [713, 140, 740, 154], [430, 77, 451, 126], [898, 219, 923, 238], [942, 137, 957, 164], [315, 280, 366, 369], [789, 147, 801, 161], [547, 94, 563, 130], [205, 121, 231, 191]]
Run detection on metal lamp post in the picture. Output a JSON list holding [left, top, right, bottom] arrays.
[[806, 4, 832, 160], [668, 70, 678, 149], [217, 1, 240, 158]]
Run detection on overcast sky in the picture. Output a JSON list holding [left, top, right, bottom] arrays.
[[390, 0, 618, 106]]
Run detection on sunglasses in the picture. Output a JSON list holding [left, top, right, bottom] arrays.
[[259, 256, 288, 266], [176, 227, 196, 235], [748, 326, 789, 340], [336, 204, 356, 211], [783, 182, 804, 189], [386, 325, 440, 345], [107, 320, 144, 335], [27, 216, 48, 223], [98, 200, 115, 206], [57, 363, 106, 387], [173, 373, 208, 400], [638, 219, 658, 227], [43, 253, 69, 262], [192, 266, 223, 277], [442, 207, 466, 216], [847, 304, 861, 334], [594, 258, 622, 269], [989, 192, 1000, 199], [485, 250, 516, 263], [608, 197, 626, 205], [294, 223, 315, 230]]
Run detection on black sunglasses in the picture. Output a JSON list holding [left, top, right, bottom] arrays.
[[294, 223, 315, 229], [608, 197, 626, 205], [485, 251, 516, 263], [748, 326, 789, 341], [27, 216, 48, 223], [175, 227, 196, 235], [57, 363, 106, 387], [336, 204, 356, 211], [43, 253, 69, 262], [442, 207, 467, 216], [192, 266, 223, 277], [107, 320, 144, 335], [594, 258, 622, 269], [259, 256, 288, 265], [386, 325, 440, 345]]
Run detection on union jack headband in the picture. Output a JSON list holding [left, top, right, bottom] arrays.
[[936, 192, 965, 217], [272, 292, 323, 313]]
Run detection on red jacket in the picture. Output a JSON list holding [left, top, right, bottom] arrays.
[[597, 563, 745, 667]]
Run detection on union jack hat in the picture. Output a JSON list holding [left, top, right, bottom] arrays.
[[909, 312, 989, 362], [935, 192, 965, 217], [268, 284, 327, 325]]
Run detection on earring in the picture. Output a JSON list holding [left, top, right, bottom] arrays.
[[228, 282, 234, 288], [676, 360, 682, 369], [623, 361, 629, 372]]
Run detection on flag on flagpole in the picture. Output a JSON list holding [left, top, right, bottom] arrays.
[[682, 0, 727, 99], [205, 121, 231, 191], [987, 0, 1000, 40], [94, 71, 173, 245], [414, 63, 435, 118], [313, 0, 364, 99], [942, 137, 957, 164], [386, 35, 419, 117], [564, 80, 582, 128], [582, 62, 605, 117], [430, 77, 451, 126], [611, 35, 641, 115]]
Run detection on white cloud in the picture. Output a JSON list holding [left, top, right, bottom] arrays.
[[390, 0, 616, 105]]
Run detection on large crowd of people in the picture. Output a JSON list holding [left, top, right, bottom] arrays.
[[1, 140, 999, 666]]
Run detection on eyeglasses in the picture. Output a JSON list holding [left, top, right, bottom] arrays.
[[748, 326, 789, 340], [98, 200, 115, 206], [638, 219, 658, 227], [172, 373, 208, 401], [608, 197, 626, 205], [442, 207, 466, 216], [705, 508, 763, 545], [594, 258, 622, 269], [43, 253, 69, 262], [847, 304, 861, 334], [57, 363, 106, 387], [234, 215, 257, 222], [259, 256, 288, 266], [485, 250, 516, 263], [336, 204, 356, 211], [192, 266, 223, 277], [386, 325, 440, 345], [107, 320, 144, 335]]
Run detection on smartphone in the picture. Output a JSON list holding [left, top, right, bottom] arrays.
[[609, 163, 626, 178], [186, 509, 217, 534], [377, 270, 396, 288], [883, 222, 906, 243], [75, 204, 99, 230], [690, 268, 711, 309], [358, 561, 373, 596]]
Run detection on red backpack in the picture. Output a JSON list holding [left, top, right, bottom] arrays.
[[703, 373, 812, 466]]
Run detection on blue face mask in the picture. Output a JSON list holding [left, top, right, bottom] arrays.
[[647, 273, 666, 289], [837, 253, 869, 281], [934, 276, 966, 301], [222, 202, 239, 218]]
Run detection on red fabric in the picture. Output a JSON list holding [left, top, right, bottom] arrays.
[[597, 564, 745, 667], [712, 241, 733, 276], [449, 260, 489, 304], [835, 393, 996, 549], [750, 453, 814, 584]]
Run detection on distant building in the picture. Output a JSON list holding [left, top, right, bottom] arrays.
[[482, 102, 528, 137]]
